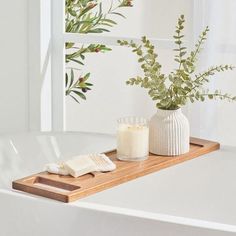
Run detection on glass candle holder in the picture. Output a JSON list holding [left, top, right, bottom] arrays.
[[117, 117, 149, 161]]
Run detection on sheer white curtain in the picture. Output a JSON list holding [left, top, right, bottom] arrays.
[[188, 0, 236, 146]]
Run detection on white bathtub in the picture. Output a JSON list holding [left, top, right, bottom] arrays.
[[0, 132, 236, 236]]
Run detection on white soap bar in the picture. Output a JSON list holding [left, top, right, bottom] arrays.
[[45, 154, 116, 178], [64, 155, 95, 177]]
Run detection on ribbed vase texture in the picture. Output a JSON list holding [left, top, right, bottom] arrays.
[[149, 108, 190, 156]]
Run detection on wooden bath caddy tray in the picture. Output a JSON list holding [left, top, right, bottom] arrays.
[[12, 137, 219, 203]]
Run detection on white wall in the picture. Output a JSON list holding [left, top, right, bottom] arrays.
[[0, 0, 28, 132], [65, 0, 193, 134], [188, 0, 236, 146]]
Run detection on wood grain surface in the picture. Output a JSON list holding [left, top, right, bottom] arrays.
[[12, 137, 220, 203]]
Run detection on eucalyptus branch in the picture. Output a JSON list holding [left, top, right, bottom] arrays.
[[173, 15, 186, 70], [184, 26, 209, 74], [201, 93, 236, 101], [118, 38, 162, 80], [118, 38, 164, 87], [187, 65, 235, 95], [194, 65, 234, 83], [118, 15, 236, 110], [192, 26, 209, 61]]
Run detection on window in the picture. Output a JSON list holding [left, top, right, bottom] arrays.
[[29, 0, 193, 132]]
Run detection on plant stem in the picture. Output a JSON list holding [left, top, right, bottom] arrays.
[[201, 93, 235, 100]]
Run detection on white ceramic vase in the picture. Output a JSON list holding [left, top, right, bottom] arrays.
[[149, 108, 190, 156]]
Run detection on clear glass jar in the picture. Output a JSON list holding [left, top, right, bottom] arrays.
[[117, 117, 149, 161]]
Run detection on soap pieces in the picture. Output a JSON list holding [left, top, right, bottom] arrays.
[[64, 154, 116, 177], [45, 154, 116, 178], [65, 155, 95, 178]]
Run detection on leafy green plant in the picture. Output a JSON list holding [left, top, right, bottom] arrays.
[[118, 15, 236, 110], [65, 0, 133, 103]]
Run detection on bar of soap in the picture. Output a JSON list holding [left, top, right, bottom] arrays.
[[64, 156, 95, 178], [45, 154, 116, 178]]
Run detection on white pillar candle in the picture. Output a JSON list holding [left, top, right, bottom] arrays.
[[117, 117, 149, 161]]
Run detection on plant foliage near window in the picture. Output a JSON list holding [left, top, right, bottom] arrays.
[[118, 15, 236, 110], [65, 0, 133, 103]]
